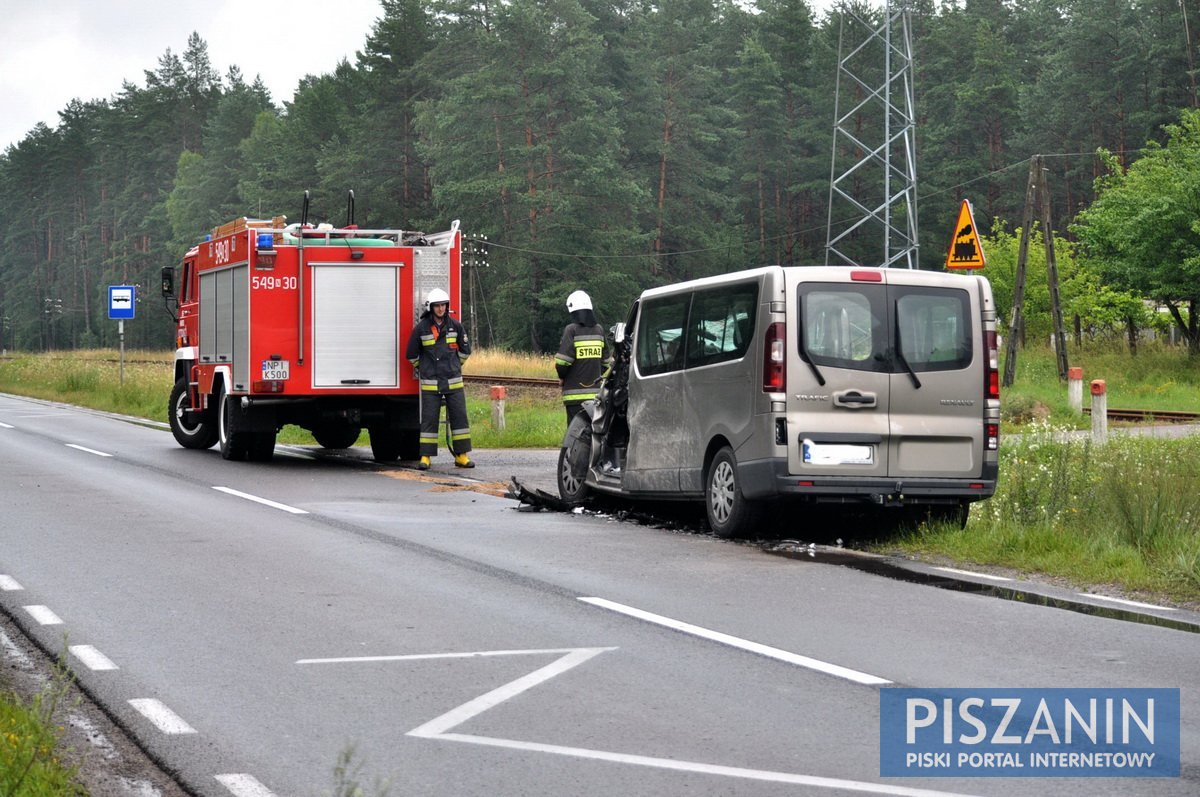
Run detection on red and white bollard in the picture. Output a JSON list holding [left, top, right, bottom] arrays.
[[1067, 367, 1084, 413], [1091, 379, 1107, 444], [490, 385, 507, 432]]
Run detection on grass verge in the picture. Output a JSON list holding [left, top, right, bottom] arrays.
[[0, 656, 85, 796]]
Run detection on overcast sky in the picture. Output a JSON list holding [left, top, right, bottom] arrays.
[[0, 0, 386, 153], [2, 1, 847, 155]]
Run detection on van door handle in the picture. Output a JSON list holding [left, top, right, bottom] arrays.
[[833, 390, 877, 408]]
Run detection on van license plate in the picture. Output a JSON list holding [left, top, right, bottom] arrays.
[[803, 440, 874, 465], [262, 360, 289, 380]]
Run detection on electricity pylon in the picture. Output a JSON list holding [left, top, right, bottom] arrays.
[[825, 1, 919, 269]]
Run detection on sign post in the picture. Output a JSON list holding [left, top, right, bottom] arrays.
[[108, 285, 136, 387]]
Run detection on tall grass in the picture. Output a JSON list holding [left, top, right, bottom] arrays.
[[888, 422, 1200, 602]]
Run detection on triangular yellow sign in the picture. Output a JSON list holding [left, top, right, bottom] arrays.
[[945, 199, 986, 270]]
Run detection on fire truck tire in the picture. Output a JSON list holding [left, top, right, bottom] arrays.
[[247, 431, 276, 462], [312, 424, 361, 450], [368, 426, 402, 462], [217, 387, 251, 461], [169, 378, 217, 450]]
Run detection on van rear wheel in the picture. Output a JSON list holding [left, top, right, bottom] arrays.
[[705, 446, 762, 539]]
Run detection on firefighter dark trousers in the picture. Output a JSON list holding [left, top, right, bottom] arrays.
[[419, 385, 472, 457]]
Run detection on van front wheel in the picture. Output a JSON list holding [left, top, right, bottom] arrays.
[[557, 441, 591, 506], [705, 447, 762, 539]]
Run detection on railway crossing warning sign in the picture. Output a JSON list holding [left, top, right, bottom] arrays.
[[945, 200, 986, 270]]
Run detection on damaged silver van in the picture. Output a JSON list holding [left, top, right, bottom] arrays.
[[557, 266, 999, 538]]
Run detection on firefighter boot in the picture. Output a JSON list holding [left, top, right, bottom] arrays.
[[417, 456, 431, 470], [454, 453, 475, 469]]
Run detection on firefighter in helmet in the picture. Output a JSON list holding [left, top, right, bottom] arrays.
[[405, 288, 474, 469], [555, 290, 611, 425]]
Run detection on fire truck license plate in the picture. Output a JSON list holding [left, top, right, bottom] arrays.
[[262, 360, 289, 380]]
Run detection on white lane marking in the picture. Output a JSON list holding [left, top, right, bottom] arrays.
[[402, 647, 969, 797], [1080, 593, 1177, 611], [212, 486, 308, 514], [579, 597, 890, 686], [408, 647, 615, 739], [0, 575, 23, 591], [23, 605, 63, 625], [215, 774, 278, 797], [65, 443, 113, 457], [127, 699, 197, 734], [297, 647, 603, 666], [70, 644, 119, 671], [0, 421, 13, 428], [432, 732, 980, 796], [934, 567, 1012, 582]]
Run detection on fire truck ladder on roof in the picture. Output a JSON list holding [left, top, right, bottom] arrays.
[[825, 0, 919, 269]]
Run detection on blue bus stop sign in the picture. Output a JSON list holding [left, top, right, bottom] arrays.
[[109, 285, 135, 319]]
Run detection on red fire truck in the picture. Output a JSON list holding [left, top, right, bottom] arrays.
[[162, 200, 462, 463]]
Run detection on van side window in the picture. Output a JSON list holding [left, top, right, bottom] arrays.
[[636, 294, 690, 375], [686, 283, 758, 368], [802, 287, 886, 370], [895, 288, 971, 371]]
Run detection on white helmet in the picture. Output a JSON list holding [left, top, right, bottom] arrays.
[[566, 290, 592, 312], [425, 288, 450, 309]]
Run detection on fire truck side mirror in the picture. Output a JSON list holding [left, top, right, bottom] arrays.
[[161, 267, 175, 297]]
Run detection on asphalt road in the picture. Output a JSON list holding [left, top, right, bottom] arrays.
[[0, 392, 1196, 797]]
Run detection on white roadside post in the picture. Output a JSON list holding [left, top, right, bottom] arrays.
[[1091, 379, 1108, 444], [490, 385, 507, 432], [1067, 366, 1083, 413]]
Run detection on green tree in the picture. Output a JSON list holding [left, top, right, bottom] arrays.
[[1073, 109, 1200, 352]]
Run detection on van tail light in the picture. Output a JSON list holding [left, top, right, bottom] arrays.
[[986, 422, 999, 451], [763, 322, 785, 392], [985, 330, 1000, 400]]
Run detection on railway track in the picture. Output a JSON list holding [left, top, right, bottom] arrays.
[[1082, 407, 1200, 424], [464, 373, 560, 388]]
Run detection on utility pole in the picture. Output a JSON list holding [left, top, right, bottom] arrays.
[[1002, 155, 1069, 386]]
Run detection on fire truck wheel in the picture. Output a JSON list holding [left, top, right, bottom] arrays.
[[169, 378, 217, 449], [217, 387, 250, 461], [247, 431, 276, 462], [368, 426, 402, 462], [313, 424, 361, 450]]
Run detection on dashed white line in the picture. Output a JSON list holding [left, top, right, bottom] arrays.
[[212, 486, 308, 514], [70, 644, 119, 671], [1080, 593, 1176, 611], [0, 421, 13, 428], [215, 774, 278, 797], [127, 699, 197, 734], [65, 443, 113, 457], [579, 596, 890, 686], [0, 575, 23, 591], [23, 605, 63, 625]]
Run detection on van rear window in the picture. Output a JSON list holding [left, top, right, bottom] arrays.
[[800, 284, 971, 373]]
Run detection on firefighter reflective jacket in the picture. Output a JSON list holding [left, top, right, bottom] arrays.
[[555, 323, 611, 404], [406, 314, 471, 391]]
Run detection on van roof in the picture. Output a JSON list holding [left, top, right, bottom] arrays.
[[638, 265, 986, 300]]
